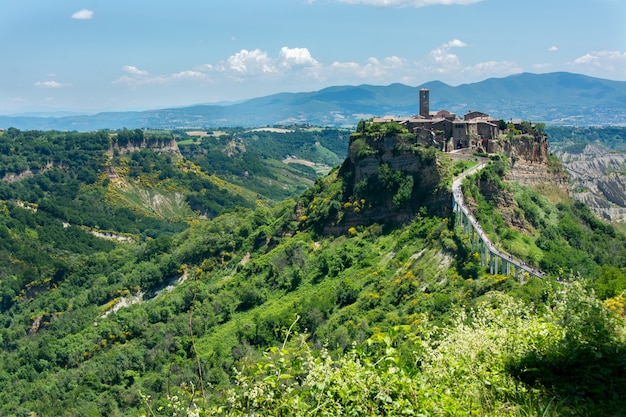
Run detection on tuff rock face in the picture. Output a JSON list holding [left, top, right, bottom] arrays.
[[554, 144, 626, 223], [320, 134, 448, 235], [322, 132, 555, 235], [110, 138, 181, 155], [489, 135, 557, 186], [309, 126, 599, 236]]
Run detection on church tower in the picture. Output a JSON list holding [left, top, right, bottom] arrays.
[[419, 88, 429, 118]]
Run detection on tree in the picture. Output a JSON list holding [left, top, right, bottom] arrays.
[[535, 122, 545, 134], [383, 121, 407, 137], [520, 121, 532, 134]]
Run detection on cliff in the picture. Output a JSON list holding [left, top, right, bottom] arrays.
[[467, 134, 572, 233], [554, 144, 626, 223], [1, 161, 67, 183], [303, 132, 450, 236], [105, 135, 182, 183], [110, 137, 181, 155], [485, 135, 555, 186], [302, 127, 562, 235]]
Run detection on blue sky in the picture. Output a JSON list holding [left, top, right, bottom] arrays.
[[1, 0, 625, 114]]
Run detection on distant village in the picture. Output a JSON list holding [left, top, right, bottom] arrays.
[[371, 88, 538, 153]]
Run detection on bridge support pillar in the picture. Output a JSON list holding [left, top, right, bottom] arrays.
[[452, 191, 541, 282]]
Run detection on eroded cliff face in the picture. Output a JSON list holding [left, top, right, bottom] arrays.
[[321, 134, 449, 235], [1, 161, 67, 183], [352, 147, 441, 189], [490, 135, 556, 186], [105, 138, 182, 183], [317, 131, 560, 235], [110, 138, 181, 155], [554, 144, 626, 223]]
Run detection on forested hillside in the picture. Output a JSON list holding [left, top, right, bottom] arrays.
[[0, 127, 625, 416], [546, 125, 626, 152], [0, 126, 346, 325]]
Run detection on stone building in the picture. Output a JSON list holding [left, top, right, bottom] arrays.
[[372, 88, 502, 152]]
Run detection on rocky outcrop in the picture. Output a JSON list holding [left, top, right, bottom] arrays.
[[554, 144, 626, 222], [105, 166, 119, 180], [1, 162, 67, 183], [507, 160, 563, 187], [320, 134, 450, 235], [349, 135, 444, 188], [485, 134, 567, 188], [110, 138, 181, 155], [486, 135, 553, 186], [503, 135, 549, 164], [317, 129, 560, 235]]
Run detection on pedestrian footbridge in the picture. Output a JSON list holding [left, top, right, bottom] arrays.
[[451, 160, 542, 281]]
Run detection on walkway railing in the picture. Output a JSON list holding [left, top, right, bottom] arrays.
[[451, 160, 542, 281]]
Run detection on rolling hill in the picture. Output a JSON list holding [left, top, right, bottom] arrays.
[[0, 124, 625, 416], [2, 72, 626, 131]]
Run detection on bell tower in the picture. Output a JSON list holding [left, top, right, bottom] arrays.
[[419, 88, 429, 118]]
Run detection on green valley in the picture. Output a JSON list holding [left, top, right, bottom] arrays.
[[0, 124, 624, 417]]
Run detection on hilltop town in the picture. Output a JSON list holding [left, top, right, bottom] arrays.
[[369, 88, 547, 154], [303, 90, 559, 235]]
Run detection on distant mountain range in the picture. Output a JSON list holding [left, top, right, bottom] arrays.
[[2, 72, 626, 131]]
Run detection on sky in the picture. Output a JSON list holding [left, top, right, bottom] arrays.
[[1, 0, 625, 114]]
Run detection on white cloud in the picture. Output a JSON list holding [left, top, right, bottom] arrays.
[[574, 50, 626, 67], [34, 80, 65, 88], [115, 44, 470, 94], [220, 49, 277, 75], [122, 65, 149, 76], [428, 48, 461, 69], [71, 9, 94, 20], [114, 73, 174, 86], [195, 47, 414, 90], [113, 66, 211, 87], [208, 47, 321, 83], [422, 39, 467, 73], [416, 40, 522, 82], [322, 56, 409, 83], [112, 75, 145, 86], [172, 70, 209, 80], [279, 47, 318, 68], [114, 66, 154, 86], [442, 39, 468, 49], [332, 0, 483, 7], [329, 61, 359, 70], [571, 50, 626, 79], [548, 46, 558, 52], [110, 41, 527, 102]]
